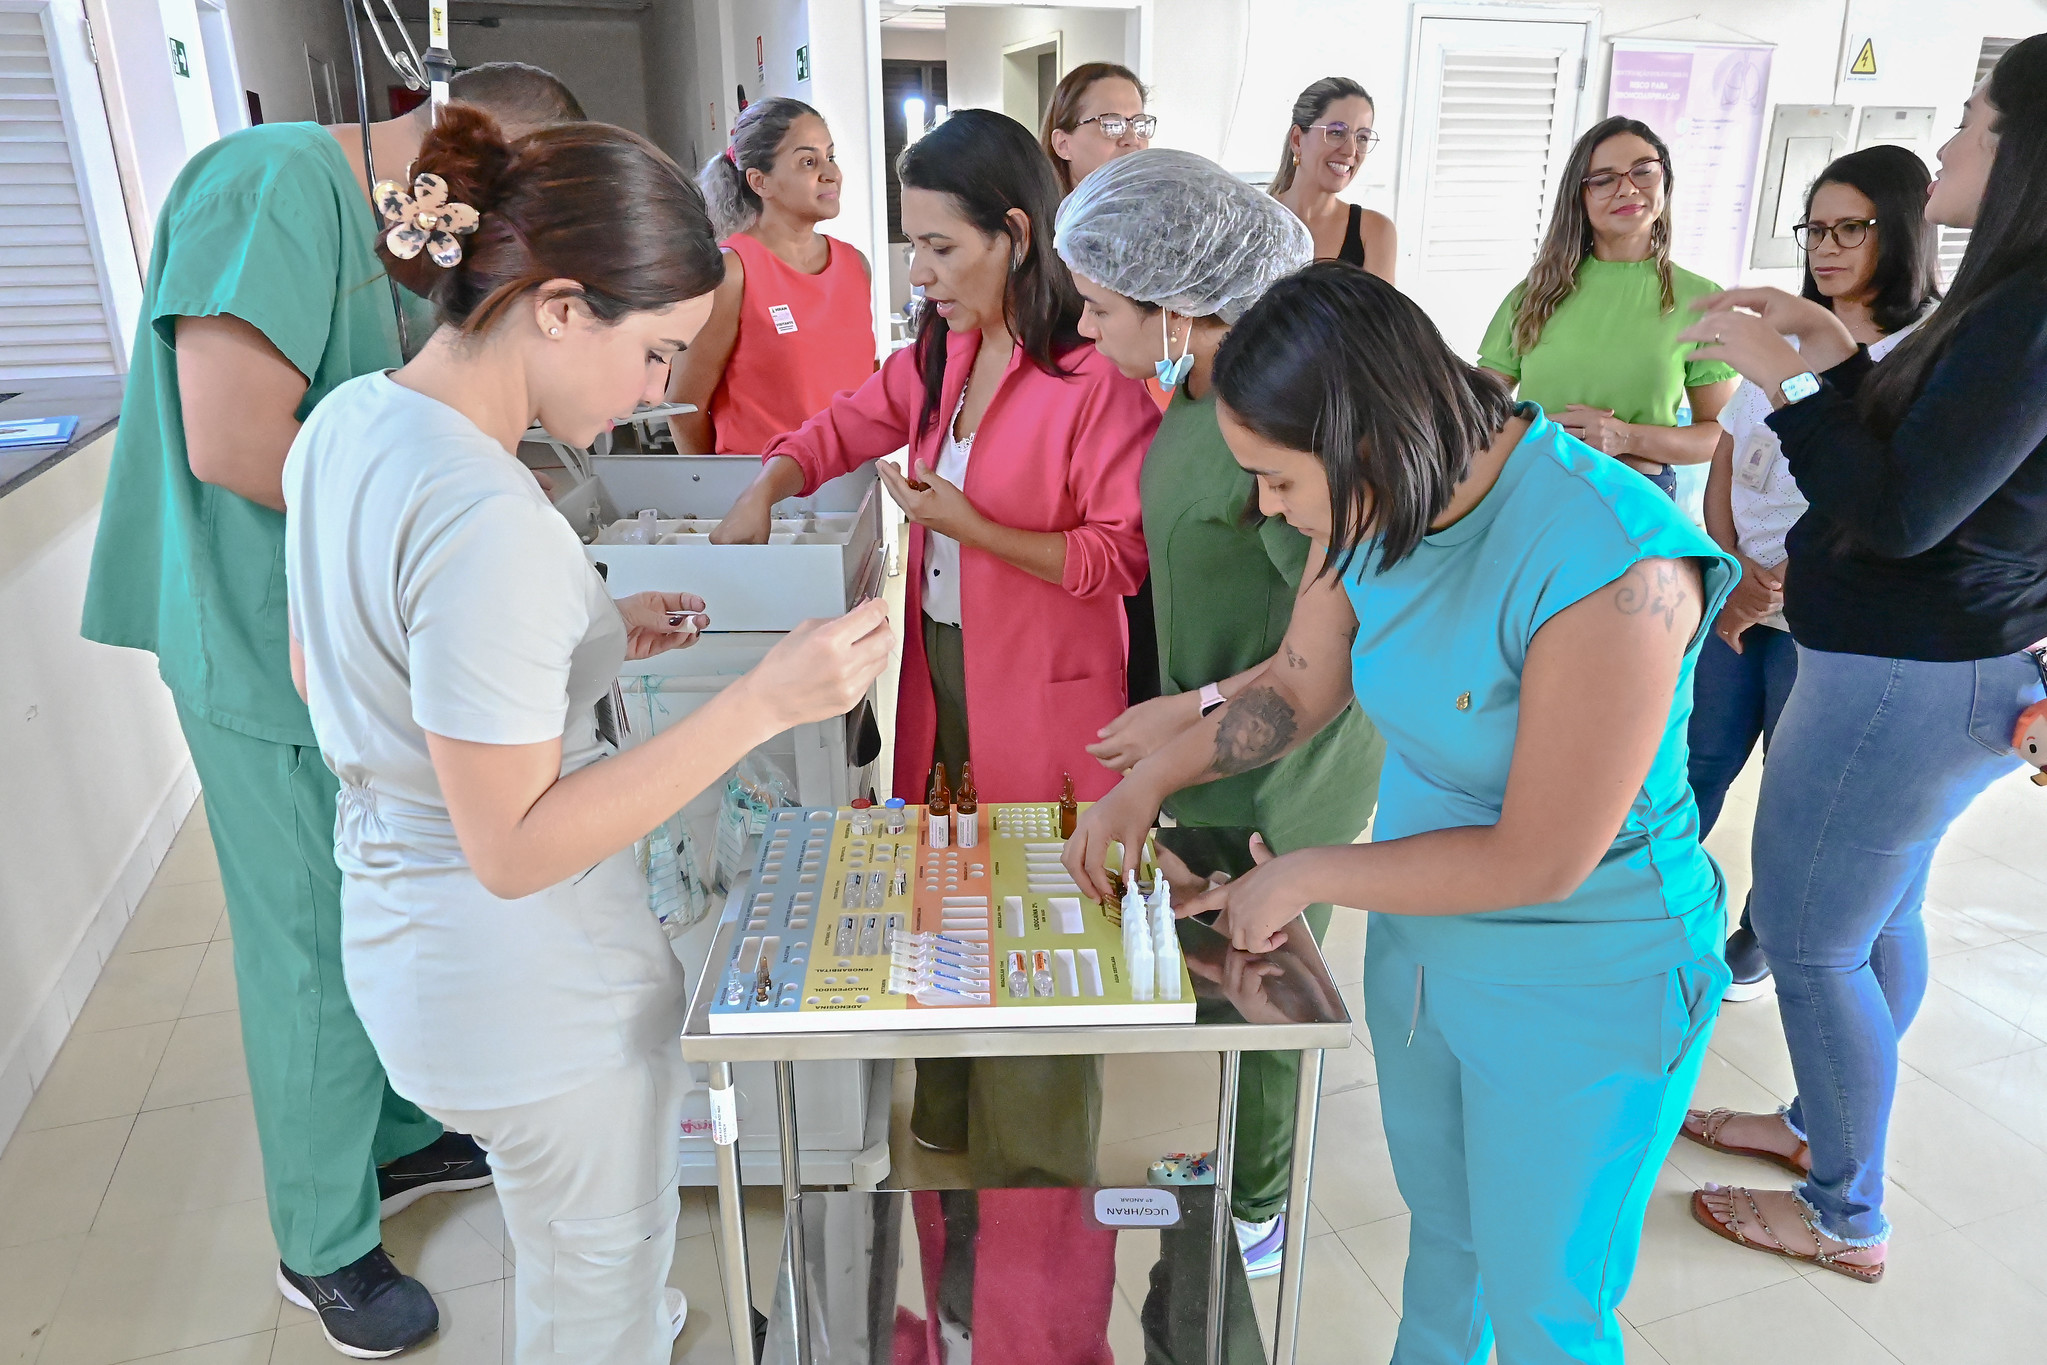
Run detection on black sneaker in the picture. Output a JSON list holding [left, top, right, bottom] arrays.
[[1724, 924, 1772, 1002], [377, 1131, 493, 1218], [277, 1245, 438, 1358]]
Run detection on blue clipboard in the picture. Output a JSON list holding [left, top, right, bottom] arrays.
[[0, 415, 81, 449]]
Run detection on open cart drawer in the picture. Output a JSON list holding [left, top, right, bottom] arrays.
[[552, 455, 884, 632]]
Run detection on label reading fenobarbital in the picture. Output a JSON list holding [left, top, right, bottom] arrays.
[[708, 1085, 739, 1146], [1092, 1187, 1182, 1228]]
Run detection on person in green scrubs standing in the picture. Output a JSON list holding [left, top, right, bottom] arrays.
[[1056, 149, 1385, 1279], [80, 66, 584, 1359], [1478, 117, 1739, 501]]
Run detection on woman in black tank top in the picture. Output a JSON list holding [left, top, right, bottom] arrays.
[[1338, 202, 1367, 267], [1270, 77, 1398, 283]]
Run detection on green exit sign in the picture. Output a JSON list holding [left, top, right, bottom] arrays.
[[169, 36, 189, 76], [795, 45, 809, 82]]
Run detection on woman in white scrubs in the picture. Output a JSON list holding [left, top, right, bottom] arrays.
[[282, 106, 893, 1364]]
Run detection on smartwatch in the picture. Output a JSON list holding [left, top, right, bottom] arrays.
[[1779, 371, 1821, 406], [1198, 682, 1228, 717]]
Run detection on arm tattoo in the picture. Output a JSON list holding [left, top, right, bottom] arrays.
[[1613, 561, 1688, 632], [1284, 642, 1309, 670], [1208, 685, 1299, 777]]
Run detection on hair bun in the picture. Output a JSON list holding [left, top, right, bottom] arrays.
[[410, 102, 516, 217], [378, 102, 515, 297]]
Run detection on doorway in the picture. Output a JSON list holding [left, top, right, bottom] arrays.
[[192, 0, 246, 137], [1395, 7, 1597, 358], [1000, 32, 1061, 129]]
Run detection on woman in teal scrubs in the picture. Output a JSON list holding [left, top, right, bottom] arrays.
[[1068, 263, 1736, 1364]]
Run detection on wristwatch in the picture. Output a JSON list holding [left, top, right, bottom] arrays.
[[1779, 371, 1821, 406], [1198, 682, 1228, 717]]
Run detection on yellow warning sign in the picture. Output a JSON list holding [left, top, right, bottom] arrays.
[[1850, 39, 1877, 77]]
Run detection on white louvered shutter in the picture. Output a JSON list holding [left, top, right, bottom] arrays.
[[1420, 50, 1570, 274], [0, 7, 122, 378], [1398, 16, 1592, 359]]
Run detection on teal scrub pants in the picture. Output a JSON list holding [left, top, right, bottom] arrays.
[[178, 702, 443, 1276], [1362, 935, 1724, 1365]]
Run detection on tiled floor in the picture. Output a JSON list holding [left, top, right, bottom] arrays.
[[4, 761, 2046, 1364]]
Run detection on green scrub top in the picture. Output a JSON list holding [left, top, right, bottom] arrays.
[[1476, 256, 1737, 427], [82, 122, 431, 746], [1142, 384, 1384, 851]]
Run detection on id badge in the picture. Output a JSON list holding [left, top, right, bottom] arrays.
[[1734, 429, 1777, 492]]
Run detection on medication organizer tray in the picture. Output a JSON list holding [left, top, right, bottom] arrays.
[[709, 804, 1195, 1033]]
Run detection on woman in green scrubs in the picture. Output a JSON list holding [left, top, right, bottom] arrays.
[[1054, 149, 1384, 1278]]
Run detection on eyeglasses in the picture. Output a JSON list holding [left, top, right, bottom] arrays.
[[1582, 158, 1666, 198], [1077, 113, 1156, 139], [1792, 218, 1876, 250], [1308, 122, 1379, 152]]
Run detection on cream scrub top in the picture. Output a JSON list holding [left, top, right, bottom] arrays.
[[284, 372, 685, 1111]]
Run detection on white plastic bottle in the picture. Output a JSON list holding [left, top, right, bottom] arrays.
[[1122, 877, 1154, 1002], [1150, 873, 1181, 1001]]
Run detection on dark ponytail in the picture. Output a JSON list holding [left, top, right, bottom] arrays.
[[699, 97, 824, 240], [380, 103, 724, 336]]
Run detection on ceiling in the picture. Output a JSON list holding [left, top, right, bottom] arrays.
[[878, 4, 946, 30]]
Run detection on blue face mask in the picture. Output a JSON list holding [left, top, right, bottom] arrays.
[[1155, 309, 1194, 388]]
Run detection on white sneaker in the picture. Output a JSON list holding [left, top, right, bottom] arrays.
[[1235, 1213, 1286, 1280], [666, 1287, 687, 1341]]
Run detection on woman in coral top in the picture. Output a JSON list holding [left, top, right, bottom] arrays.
[[717, 109, 1159, 1186], [666, 98, 875, 453]]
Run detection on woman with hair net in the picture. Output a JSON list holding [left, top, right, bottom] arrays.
[[1056, 149, 1386, 1280]]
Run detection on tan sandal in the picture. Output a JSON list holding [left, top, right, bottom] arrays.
[[1689, 1186, 1884, 1284], [1681, 1107, 1812, 1177]]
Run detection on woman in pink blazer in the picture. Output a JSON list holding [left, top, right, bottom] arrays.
[[718, 110, 1159, 1186]]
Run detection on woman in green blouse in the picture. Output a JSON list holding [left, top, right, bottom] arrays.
[[1054, 148, 1385, 1281], [1479, 117, 1739, 497]]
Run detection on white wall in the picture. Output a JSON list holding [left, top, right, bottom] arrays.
[[0, 437, 198, 1148], [216, 0, 365, 126], [880, 23, 947, 61], [646, 0, 705, 166], [452, 11, 653, 135], [942, 3, 1132, 118], [1140, 0, 2044, 278]]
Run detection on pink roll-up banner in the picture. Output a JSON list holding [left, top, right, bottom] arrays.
[[1607, 40, 1773, 287]]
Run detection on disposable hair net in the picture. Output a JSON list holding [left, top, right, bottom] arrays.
[[1054, 149, 1312, 324]]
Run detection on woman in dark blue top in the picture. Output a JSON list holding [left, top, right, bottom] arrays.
[[1679, 32, 2047, 1281]]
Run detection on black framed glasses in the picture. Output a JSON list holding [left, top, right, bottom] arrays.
[[1309, 122, 1379, 152], [1077, 113, 1156, 139], [1792, 218, 1876, 250], [1583, 158, 1665, 197]]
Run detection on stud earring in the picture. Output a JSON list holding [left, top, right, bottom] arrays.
[[549, 326, 561, 336]]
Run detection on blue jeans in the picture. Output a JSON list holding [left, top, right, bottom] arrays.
[[1750, 646, 2039, 1244], [1686, 625, 1800, 836]]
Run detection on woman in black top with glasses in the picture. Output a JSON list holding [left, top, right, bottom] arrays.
[[1269, 76, 1396, 283]]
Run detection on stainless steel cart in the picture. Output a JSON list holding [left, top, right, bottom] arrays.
[[681, 902, 1354, 1365]]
